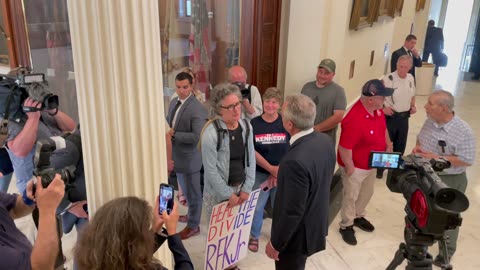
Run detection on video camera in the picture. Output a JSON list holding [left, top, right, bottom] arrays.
[[232, 82, 251, 102], [1, 68, 59, 146], [371, 152, 470, 237], [0, 68, 59, 119], [33, 135, 79, 192], [371, 152, 470, 269]]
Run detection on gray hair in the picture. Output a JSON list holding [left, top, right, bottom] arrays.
[[431, 90, 455, 112], [398, 55, 413, 66], [207, 83, 242, 118], [283, 93, 316, 130]]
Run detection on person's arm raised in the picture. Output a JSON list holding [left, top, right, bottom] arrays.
[[30, 175, 65, 270]]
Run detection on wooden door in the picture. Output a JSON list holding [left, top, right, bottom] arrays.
[[241, 0, 281, 95]]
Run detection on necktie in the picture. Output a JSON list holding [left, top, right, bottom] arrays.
[[169, 100, 182, 127], [408, 50, 412, 57]]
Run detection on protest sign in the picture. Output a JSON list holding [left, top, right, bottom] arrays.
[[204, 189, 260, 270]]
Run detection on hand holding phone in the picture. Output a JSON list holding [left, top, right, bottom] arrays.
[[159, 183, 174, 215]]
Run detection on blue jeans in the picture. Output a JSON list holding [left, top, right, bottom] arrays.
[[62, 212, 88, 270], [177, 171, 202, 228], [250, 171, 277, 239], [0, 173, 13, 192]]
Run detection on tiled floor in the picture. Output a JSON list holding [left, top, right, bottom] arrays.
[[12, 69, 480, 269]]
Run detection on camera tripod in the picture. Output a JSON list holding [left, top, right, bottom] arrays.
[[386, 217, 453, 270]]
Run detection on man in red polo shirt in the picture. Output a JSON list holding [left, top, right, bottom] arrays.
[[337, 79, 393, 245]]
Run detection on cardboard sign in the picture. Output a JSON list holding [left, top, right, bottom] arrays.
[[204, 189, 260, 270]]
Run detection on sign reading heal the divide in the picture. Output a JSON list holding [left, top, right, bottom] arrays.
[[204, 189, 260, 270]]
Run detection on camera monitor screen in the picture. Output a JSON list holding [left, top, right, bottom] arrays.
[[369, 152, 401, 169]]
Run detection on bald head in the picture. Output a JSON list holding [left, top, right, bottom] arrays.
[[228, 65, 247, 84]]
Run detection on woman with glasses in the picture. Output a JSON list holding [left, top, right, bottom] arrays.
[[199, 83, 255, 269]]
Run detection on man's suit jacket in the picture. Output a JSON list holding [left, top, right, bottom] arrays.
[[167, 95, 207, 173], [424, 26, 444, 52], [271, 132, 336, 256], [391, 47, 423, 78]]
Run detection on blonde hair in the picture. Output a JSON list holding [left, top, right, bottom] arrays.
[[262, 87, 283, 104]]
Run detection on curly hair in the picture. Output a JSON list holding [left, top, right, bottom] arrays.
[[74, 197, 161, 270], [207, 83, 242, 118]]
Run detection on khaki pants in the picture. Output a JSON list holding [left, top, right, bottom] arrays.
[[438, 172, 468, 258], [339, 167, 375, 228]]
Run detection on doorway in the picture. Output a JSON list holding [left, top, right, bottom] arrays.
[[432, 0, 475, 90]]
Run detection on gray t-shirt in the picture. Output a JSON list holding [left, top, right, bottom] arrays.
[[301, 81, 347, 143]]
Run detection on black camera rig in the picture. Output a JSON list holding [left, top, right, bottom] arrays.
[[379, 153, 470, 270]]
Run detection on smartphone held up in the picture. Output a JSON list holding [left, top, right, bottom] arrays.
[[159, 183, 174, 215]]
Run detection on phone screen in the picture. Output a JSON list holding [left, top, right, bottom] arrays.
[[369, 151, 402, 169], [159, 184, 174, 215]]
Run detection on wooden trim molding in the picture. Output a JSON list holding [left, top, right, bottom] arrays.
[[1, 0, 16, 67], [8, 0, 31, 68]]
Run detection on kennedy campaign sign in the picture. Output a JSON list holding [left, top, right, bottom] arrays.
[[204, 189, 260, 270]]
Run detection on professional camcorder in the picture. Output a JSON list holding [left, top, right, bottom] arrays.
[[0, 68, 59, 119], [1, 68, 59, 145], [370, 152, 470, 269], [232, 81, 252, 101]]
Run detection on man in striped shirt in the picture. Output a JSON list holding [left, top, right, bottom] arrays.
[[413, 90, 476, 267]]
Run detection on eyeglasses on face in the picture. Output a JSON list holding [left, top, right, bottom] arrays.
[[220, 102, 241, 111]]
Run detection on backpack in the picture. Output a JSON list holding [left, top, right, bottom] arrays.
[[0, 79, 26, 146]]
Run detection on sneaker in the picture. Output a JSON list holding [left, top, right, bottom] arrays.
[[354, 217, 375, 232], [339, 226, 357, 245]]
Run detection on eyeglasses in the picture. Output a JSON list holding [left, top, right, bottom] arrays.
[[220, 102, 241, 111]]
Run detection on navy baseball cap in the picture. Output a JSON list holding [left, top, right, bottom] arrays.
[[361, 79, 394, 97]]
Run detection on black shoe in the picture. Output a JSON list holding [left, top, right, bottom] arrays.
[[432, 255, 450, 268], [339, 226, 357, 245], [354, 217, 375, 232]]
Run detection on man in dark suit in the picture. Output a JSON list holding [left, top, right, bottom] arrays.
[[391, 35, 422, 79], [265, 94, 336, 270], [423, 20, 444, 76], [166, 72, 207, 240]]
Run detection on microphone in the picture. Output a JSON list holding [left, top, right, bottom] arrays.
[[438, 140, 446, 154]]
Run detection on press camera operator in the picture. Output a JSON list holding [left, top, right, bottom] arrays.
[[6, 95, 82, 194], [5, 82, 88, 235], [0, 175, 65, 270], [412, 90, 476, 266], [228, 65, 263, 121]]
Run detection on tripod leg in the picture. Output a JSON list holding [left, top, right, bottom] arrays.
[[386, 243, 407, 270], [438, 238, 453, 270]]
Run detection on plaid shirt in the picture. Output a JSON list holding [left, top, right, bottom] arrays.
[[417, 116, 476, 174]]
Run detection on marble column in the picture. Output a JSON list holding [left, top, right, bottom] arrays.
[[67, 0, 172, 267]]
